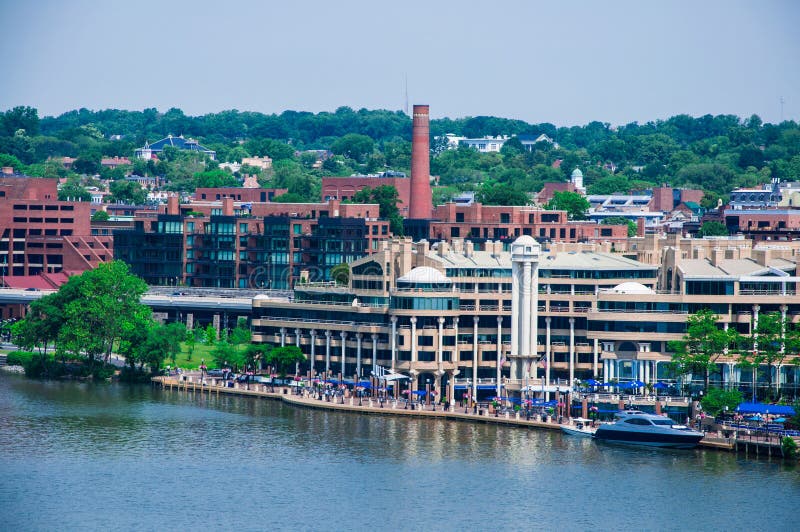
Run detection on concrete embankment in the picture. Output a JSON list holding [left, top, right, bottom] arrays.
[[152, 376, 742, 452]]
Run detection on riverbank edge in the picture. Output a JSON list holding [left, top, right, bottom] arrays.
[[152, 376, 743, 453]]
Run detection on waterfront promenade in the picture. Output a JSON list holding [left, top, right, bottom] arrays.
[[152, 375, 748, 453]]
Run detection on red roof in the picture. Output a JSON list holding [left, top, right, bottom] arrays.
[[1, 272, 71, 289]]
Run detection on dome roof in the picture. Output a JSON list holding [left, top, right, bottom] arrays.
[[397, 266, 449, 283], [610, 282, 655, 294], [512, 235, 538, 246], [571, 167, 583, 178]]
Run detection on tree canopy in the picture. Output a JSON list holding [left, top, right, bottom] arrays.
[[11, 261, 156, 375], [545, 190, 590, 220], [2, 106, 799, 216]]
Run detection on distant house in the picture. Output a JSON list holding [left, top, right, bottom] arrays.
[[135, 135, 215, 160], [100, 156, 131, 169], [517, 133, 559, 151]]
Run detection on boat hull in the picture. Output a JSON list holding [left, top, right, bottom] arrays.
[[560, 425, 595, 438], [594, 427, 703, 449]]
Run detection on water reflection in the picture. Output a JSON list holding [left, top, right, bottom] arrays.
[[0, 375, 797, 531]]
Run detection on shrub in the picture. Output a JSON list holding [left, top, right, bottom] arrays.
[[6, 350, 35, 366], [781, 436, 797, 459], [700, 388, 743, 416]]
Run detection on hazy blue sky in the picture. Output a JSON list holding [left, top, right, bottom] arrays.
[[1, 0, 798, 125]]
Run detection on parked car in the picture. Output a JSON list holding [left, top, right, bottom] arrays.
[[206, 369, 224, 378]]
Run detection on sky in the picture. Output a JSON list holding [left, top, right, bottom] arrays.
[[1, 0, 798, 126]]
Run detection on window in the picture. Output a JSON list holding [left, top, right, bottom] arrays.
[[624, 418, 652, 426], [293, 224, 302, 235], [456, 212, 465, 223], [240, 223, 249, 234]]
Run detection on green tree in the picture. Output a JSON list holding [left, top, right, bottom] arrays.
[[194, 169, 239, 188], [229, 317, 252, 367], [73, 149, 102, 175], [91, 210, 110, 221], [109, 180, 147, 205], [668, 309, 738, 392], [0, 106, 39, 136], [56, 261, 151, 368], [272, 192, 307, 203], [700, 388, 743, 416], [331, 263, 349, 285], [697, 221, 728, 237], [546, 190, 590, 220], [476, 182, 529, 206], [738, 312, 799, 399], [185, 326, 197, 362], [58, 178, 91, 202], [265, 345, 306, 377], [204, 324, 218, 345], [330, 133, 375, 163], [349, 185, 404, 235], [244, 343, 271, 371], [602, 216, 637, 237]]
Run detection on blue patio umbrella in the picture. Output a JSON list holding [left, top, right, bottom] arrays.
[[653, 382, 669, 389], [585, 379, 601, 386], [774, 417, 787, 423], [632, 380, 645, 387], [412, 390, 426, 396]]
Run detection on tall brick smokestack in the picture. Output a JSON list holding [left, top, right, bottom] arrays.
[[409, 104, 433, 219]]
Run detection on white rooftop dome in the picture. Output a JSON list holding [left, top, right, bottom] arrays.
[[397, 266, 449, 283], [512, 235, 538, 246], [610, 282, 655, 294], [571, 167, 583, 178]]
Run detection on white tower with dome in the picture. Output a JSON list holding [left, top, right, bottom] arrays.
[[510, 235, 541, 381]]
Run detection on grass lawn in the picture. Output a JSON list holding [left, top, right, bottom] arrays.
[[167, 343, 216, 370]]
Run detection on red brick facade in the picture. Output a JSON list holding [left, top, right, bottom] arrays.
[[429, 203, 628, 243], [321, 176, 411, 216], [0, 176, 112, 278]]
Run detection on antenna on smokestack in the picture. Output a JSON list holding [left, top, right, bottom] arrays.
[[780, 96, 785, 122], [404, 74, 409, 115]]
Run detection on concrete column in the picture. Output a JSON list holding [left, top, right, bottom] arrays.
[[356, 333, 363, 380], [309, 330, 317, 375], [521, 262, 532, 358], [723, 322, 729, 356], [410, 317, 418, 364], [569, 317, 575, 390], [453, 317, 459, 367], [340, 331, 347, 377], [472, 316, 479, 401], [294, 328, 301, 376], [545, 317, 551, 400], [280, 327, 286, 347], [437, 317, 445, 374], [325, 330, 331, 374], [390, 316, 397, 371], [371, 333, 378, 375], [496, 315, 503, 396], [593, 338, 599, 377]]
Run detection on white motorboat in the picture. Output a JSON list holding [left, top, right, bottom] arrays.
[[560, 418, 597, 438], [594, 410, 704, 449]]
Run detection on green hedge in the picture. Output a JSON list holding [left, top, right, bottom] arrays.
[[6, 350, 35, 366]]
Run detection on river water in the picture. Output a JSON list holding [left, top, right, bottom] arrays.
[[0, 375, 797, 531]]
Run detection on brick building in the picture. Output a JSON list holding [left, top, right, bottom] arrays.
[[427, 203, 629, 246], [113, 194, 391, 289], [322, 172, 411, 217], [0, 175, 112, 279]]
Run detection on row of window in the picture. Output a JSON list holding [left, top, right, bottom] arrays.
[[12, 217, 74, 224], [12, 204, 74, 211]]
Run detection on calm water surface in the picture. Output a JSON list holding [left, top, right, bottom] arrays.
[[0, 375, 797, 531]]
